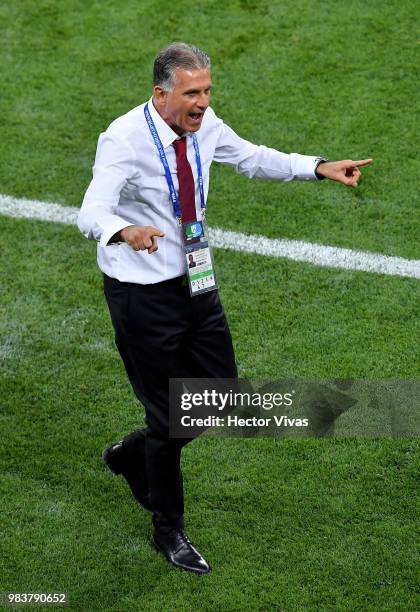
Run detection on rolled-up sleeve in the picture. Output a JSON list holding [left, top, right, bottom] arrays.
[[213, 121, 320, 181], [77, 132, 136, 246]]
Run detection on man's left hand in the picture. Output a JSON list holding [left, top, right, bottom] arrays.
[[316, 158, 373, 187]]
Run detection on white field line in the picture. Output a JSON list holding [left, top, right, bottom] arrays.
[[1, 193, 419, 280]]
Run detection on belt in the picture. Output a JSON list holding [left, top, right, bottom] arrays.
[[104, 273, 188, 288]]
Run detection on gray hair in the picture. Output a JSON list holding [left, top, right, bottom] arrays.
[[153, 42, 211, 91]]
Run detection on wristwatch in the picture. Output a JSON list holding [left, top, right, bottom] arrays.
[[314, 157, 329, 180]]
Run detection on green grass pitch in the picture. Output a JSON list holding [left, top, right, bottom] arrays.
[[0, 1, 419, 610]]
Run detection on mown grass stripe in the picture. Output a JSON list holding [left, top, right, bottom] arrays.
[[1, 193, 419, 279]]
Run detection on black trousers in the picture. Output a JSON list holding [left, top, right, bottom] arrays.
[[103, 273, 238, 531]]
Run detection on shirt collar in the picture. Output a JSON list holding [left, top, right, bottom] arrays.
[[148, 96, 183, 149]]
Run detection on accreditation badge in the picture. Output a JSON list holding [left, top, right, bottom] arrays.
[[182, 220, 217, 296]]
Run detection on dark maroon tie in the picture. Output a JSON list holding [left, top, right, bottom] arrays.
[[173, 137, 197, 223]]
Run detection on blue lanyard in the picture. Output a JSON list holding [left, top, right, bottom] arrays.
[[144, 102, 206, 222]]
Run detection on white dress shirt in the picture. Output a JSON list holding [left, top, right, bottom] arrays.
[[77, 97, 322, 284]]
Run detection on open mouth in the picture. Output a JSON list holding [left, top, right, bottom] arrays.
[[189, 112, 203, 122]]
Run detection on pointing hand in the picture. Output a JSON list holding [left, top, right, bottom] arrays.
[[316, 158, 373, 187], [120, 225, 165, 253]]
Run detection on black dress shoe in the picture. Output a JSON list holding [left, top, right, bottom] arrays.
[[152, 528, 211, 574], [102, 441, 152, 512]]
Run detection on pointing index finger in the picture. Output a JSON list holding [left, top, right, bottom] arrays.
[[148, 226, 166, 237], [352, 159, 373, 167]]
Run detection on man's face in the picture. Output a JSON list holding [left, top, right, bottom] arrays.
[[153, 67, 212, 134]]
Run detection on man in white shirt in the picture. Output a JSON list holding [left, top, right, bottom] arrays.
[[77, 42, 372, 575]]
